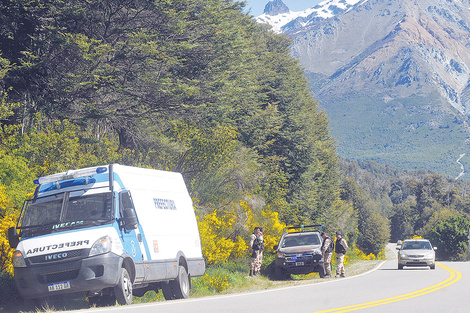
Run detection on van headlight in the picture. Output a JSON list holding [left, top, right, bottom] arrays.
[[13, 250, 26, 267], [89, 236, 112, 257], [277, 252, 286, 258]]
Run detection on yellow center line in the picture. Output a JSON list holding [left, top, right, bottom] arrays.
[[314, 262, 462, 313]]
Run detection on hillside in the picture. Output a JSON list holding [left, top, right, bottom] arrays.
[[257, 0, 470, 179]]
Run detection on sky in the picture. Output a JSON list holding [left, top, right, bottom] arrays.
[[243, 0, 324, 16]]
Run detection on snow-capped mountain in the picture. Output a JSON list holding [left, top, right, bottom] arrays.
[[256, 0, 366, 33]]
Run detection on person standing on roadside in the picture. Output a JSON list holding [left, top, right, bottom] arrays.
[[254, 227, 265, 276], [249, 227, 262, 276], [335, 230, 349, 278], [321, 232, 334, 278]]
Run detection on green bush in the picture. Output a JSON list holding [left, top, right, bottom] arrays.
[[428, 215, 470, 261], [0, 272, 21, 305]]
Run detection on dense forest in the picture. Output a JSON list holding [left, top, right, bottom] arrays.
[[1, 0, 470, 289]]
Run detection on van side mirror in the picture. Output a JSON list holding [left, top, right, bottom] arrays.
[[8, 227, 20, 249], [273, 245, 278, 250], [119, 191, 138, 231], [121, 207, 138, 231]]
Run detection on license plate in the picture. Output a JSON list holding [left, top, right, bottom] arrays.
[[48, 281, 70, 292], [295, 262, 304, 266]]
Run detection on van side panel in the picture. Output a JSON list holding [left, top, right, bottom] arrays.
[[112, 165, 205, 281]]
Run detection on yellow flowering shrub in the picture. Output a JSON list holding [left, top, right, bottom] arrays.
[[197, 200, 286, 264], [346, 244, 385, 262], [249, 208, 285, 253], [197, 208, 247, 264], [0, 185, 19, 276], [199, 273, 229, 293]]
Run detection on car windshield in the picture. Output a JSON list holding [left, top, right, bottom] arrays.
[[19, 191, 114, 238], [402, 241, 432, 250], [281, 233, 320, 247]]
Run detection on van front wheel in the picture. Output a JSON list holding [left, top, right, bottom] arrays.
[[114, 267, 133, 305]]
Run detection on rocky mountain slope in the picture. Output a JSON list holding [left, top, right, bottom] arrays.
[[257, 0, 470, 179]]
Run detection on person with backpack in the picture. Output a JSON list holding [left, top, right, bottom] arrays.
[[249, 227, 262, 276], [335, 230, 349, 278], [254, 227, 265, 276], [321, 232, 334, 278]]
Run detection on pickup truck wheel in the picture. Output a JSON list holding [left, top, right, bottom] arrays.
[[114, 267, 133, 305], [171, 266, 190, 299]]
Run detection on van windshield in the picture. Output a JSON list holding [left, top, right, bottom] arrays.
[[19, 192, 114, 238]]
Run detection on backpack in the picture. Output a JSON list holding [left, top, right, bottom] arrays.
[[252, 236, 264, 251], [335, 237, 347, 254], [327, 237, 334, 253]]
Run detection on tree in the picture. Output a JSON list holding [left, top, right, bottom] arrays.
[[358, 212, 390, 255], [389, 202, 416, 242], [340, 177, 391, 253], [0, 55, 21, 122], [0, 0, 345, 233], [428, 215, 470, 261], [0, 151, 35, 211]]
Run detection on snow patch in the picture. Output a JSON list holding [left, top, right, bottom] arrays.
[[255, 0, 367, 33]]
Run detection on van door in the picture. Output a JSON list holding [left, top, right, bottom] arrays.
[[119, 191, 147, 281]]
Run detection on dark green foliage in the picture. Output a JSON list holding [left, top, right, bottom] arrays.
[[340, 158, 470, 258], [358, 212, 390, 256], [428, 215, 470, 261], [340, 177, 390, 254], [389, 202, 416, 242]]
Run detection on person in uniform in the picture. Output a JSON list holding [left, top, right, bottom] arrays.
[[321, 232, 334, 278], [249, 227, 261, 276], [335, 230, 349, 278], [254, 227, 265, 276]]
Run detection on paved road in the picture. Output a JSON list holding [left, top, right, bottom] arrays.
[[83, 247, 468, 313]]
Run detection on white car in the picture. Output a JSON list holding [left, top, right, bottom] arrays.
[[397, 239, 436, 270]]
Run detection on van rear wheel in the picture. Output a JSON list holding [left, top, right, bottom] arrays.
[[114, 267, 133, 305], [162, 266, 190, 300], [161, 281, 175, 300], [172, 266, 190, 299]]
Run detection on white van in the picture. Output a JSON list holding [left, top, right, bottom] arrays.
[[8, 164, 205, 306]]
